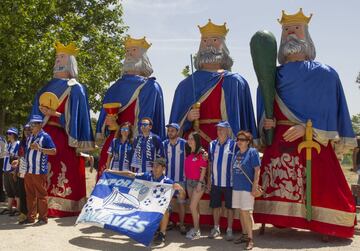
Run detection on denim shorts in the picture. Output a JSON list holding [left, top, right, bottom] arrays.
[[186, 179, 205, 191]]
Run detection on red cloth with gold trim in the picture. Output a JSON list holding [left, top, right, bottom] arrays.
[[254, 101, 356, 238]]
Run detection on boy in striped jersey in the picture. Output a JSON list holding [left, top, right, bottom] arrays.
[[208, 121, 237, 240], [162, 123, 187, 234], [20, 115, 56, 226]]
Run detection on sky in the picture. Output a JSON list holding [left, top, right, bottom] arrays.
[[121, 0, 360, 121]]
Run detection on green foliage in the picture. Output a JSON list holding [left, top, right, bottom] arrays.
[[181, 65, 190, 77], [352, 113, 360, 135], [0, 0, 128, 131]]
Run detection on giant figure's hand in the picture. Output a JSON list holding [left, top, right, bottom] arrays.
[[187, 108, 200, 122], [263, 118, 276, 130], [283, 125, 305, 142], [39, 105, 59, 117], [105, 115, 118, 129]]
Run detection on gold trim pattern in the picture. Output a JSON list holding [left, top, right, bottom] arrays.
[[48, 196, 87, 212], [254, 200, 355, 227]]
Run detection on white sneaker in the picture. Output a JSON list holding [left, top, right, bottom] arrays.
[[186, 228, 201, 240], [225, 228, 234, 241], [209, 227, 221, 239]]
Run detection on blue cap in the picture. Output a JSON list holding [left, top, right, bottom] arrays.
[[7, 127, 18, 136], [29, 115, 43, 123], [166, 123, 180, 130], [215, 121, 231, 128]]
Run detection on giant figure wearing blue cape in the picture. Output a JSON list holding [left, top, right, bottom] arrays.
[[30, 78, 95, 150], [254, 9, 357, 238], [169, 70, 257, 141], [96, 74, 165, 140], [257, 61, 356, 149]]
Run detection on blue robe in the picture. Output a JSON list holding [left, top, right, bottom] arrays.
[[169, 70, 257, 139], [30, 78, 95, 150], [96, 74, 166, 140], [257, 61, 356, 147]]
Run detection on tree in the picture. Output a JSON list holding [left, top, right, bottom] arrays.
[[0, 0, 128, 132], [352, 113, 360, 135]]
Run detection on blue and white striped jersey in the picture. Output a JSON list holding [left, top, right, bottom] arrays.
[[162, 138, 186, 182], [209, 138, 237, 187], [26, 130, 56, 174], [3, 140, 20, 172]]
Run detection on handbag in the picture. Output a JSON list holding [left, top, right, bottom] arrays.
[[237, 159, 264, 198]]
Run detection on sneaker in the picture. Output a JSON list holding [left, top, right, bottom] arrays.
[[186, 228, 201, 240], [32, 219, 47, 226], [225, 228, 234, 241], [153, 232, 166, 245], [208, 227, 221, 239], [18, 213, 27, 222], [18, 219, 34, 225], [179, 224, 187, 235]]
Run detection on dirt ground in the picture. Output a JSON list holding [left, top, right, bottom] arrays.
[[1, 166, 360, 251]]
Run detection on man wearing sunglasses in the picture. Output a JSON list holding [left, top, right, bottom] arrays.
[[131, 118, 164, 173]]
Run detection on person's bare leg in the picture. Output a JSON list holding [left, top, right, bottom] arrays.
[[7, 197, 14, 211], [159, 211, 169, 234], [15, 197, 20, 211], [189, 189, 204, 230], [227, 209, 234, 230], [213, 208, 220, 227]]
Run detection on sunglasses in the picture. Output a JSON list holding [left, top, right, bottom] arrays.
[[237, 138, 248, 142], [30, 123, 41, 127], [140, 122, 150, 127], [6, 132, 14, 135], [120, 127, 129, 132]]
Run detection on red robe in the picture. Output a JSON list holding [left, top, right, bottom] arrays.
[[254, 101, 356, 238], [45, 96, 86, 217]]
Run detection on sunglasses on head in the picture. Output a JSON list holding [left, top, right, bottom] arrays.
[[237, 138, 248, 142]]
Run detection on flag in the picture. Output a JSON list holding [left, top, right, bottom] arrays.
[[76, 172, 174, 246]]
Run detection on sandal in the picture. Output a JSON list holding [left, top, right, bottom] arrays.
[[244, 238, 254, 250], [0, 208, 11, 215], [234, 233, 249, 244]]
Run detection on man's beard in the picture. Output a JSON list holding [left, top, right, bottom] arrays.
[[123, 58, 144, 73], [53, 64, 69, 74], [280, 34, 308, 56], [196, 46, 226, 66], [168, 134, 177, 140]]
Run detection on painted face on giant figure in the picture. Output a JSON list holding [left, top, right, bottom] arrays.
[[123, 37, 153, 77]]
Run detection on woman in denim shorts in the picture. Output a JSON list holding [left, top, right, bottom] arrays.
[[184, 132, 208, 240]]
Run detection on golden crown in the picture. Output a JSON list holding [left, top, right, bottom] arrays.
[[278, 8, 313, 25], [198, 19, 229, 37], [124, 36, 152, 50], [54, 41, 79, 56]]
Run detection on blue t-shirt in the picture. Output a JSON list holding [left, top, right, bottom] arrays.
[[232, 147, 260, 192], [135, 171, 174, 185]]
